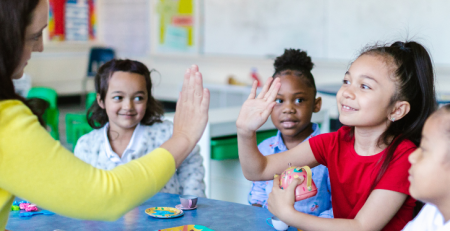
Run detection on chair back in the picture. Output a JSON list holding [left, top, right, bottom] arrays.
[[87, 47, 115, 77], [27, 87, 58, 109]]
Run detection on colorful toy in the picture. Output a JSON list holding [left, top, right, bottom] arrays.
[[19, 202, 30, 210], [25, 204, 38, 212], [19, 210, 55, 217], [279, 164, 318, 201]]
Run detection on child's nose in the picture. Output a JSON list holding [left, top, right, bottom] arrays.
[[408, 148, 419, 164], [282, 102, 296, 114], [122, 99, 135, 110], [342, 86, 355, 99]]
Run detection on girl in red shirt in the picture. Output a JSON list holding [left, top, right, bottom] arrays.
[[237, 41, 436, 230]]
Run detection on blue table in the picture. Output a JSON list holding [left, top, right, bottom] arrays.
[[317, 83, 450, 106], [6, 193, 297, 231]]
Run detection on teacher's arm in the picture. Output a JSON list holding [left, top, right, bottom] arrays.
[[0, 65, 209, 221]]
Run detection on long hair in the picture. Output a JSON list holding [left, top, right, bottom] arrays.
[[358, 41, 437, 188], [87, 59, 164, 128], [0, 0, 45, 125]]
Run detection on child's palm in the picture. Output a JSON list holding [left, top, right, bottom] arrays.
[[237, 78, 280, 134]]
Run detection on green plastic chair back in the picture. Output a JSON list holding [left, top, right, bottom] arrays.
[[86, 92, 97, 110], [27, 87, 58, 109], [73, 121, 94, 150], [27, 87, 59, 140]]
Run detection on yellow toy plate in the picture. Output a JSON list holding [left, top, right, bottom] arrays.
[[145, 207, 184, 219]]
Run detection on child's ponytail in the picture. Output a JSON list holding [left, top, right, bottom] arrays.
[[360, 41, 437, 187]]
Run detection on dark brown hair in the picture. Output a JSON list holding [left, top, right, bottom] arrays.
[[87, 59, 164, 128], [357, 41, 437, 188], [272, 48, 317, 96], [0, 0, 45, 125]]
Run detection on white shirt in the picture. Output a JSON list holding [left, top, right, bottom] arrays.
[[403, 203, 450, 231], [74, 120, 206, 197]]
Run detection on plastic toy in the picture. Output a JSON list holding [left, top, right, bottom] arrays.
[[25, 204, 38, 212], [279, 163, 318, 201], [19, 202, 30, 210], [19, 210, 55, 217]]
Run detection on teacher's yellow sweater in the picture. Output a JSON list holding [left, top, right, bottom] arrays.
[[0, 100, 176, 230]]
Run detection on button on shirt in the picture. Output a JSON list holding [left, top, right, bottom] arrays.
[[248, 123, 333, 218], [74, 121, 206, 197]]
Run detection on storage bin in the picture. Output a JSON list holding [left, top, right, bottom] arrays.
[[210, 129, 277, 160]]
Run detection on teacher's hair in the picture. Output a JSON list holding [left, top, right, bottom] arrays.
[[0, 0, 45, 125]]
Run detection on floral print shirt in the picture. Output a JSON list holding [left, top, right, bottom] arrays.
[[74, 121, 206, 197]]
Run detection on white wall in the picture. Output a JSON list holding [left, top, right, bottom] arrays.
[[24, 0, 450, 98]]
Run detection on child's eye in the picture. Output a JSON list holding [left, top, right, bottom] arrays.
[[295, 98, 304, 103], [343, 80, 350, 85], [361, 84, 370, 90], [112, 96, 123, 101], [275, 99, 283, 104], [31, 32, 42, 41], [134, 96, 144, 101]]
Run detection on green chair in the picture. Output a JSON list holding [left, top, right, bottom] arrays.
[[86, 91, 97, 110], [65, 91, 96, 149], [27, 87, 59, 140]]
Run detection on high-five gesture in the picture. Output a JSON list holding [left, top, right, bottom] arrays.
[[161, 65, 210, 167], [236, 77, 281, 137]]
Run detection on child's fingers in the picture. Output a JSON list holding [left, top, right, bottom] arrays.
[[256, 77, 273, 99], [272, 174, 280, 190], [265, 78, 281, 102], [261, 102, 276, 119], [287, 178, 301, 192], [247, 80, 258, 100]]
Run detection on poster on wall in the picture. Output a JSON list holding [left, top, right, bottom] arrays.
[[48, 0, 97, 41], [152, 0, 200, 53]]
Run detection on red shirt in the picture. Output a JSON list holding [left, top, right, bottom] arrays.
[[309, 126, 416, 231]]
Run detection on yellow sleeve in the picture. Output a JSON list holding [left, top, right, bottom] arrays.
[[0, 100, 176, 221]]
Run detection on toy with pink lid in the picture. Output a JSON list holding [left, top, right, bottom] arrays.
[[279, 163, 317, 201]]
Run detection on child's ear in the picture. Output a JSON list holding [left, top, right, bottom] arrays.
[[313, 97, 322, 113], [97, 93, 105, 109], [389, 101, 411, 122]]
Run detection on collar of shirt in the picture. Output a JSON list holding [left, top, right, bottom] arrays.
[[271, 123, 320, 152], [102, 122, 144, 164]]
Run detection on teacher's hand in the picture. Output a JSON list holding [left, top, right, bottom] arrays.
[[161, 65, 210, 167], [236, 77, 280, 137], [268, 174, 299, 222]]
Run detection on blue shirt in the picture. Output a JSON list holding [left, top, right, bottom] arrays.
[[248, 123, 333, 218]]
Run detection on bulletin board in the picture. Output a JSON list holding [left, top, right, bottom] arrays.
[[150, 0, 201, 54]]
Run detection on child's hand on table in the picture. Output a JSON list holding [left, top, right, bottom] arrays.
[[236, 77, 280, 136], [267, 174, 302, 222]]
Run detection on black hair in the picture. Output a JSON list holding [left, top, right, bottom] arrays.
[[272, 49, 317, 96], [358, 41, 437, 188], [87, 59, 164, 128], [0, 0, 45, 126]]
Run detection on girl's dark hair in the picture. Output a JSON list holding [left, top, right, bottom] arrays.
[[359, 41, 437, 188], [87, 59, 164, 128], [0, 0, 45, 126], [272, 48, 317, 96]]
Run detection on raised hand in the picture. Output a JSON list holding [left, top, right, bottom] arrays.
[[236, 77, 281, 137], [162, 65, 210, 167], [173, 65, 210, 147]]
